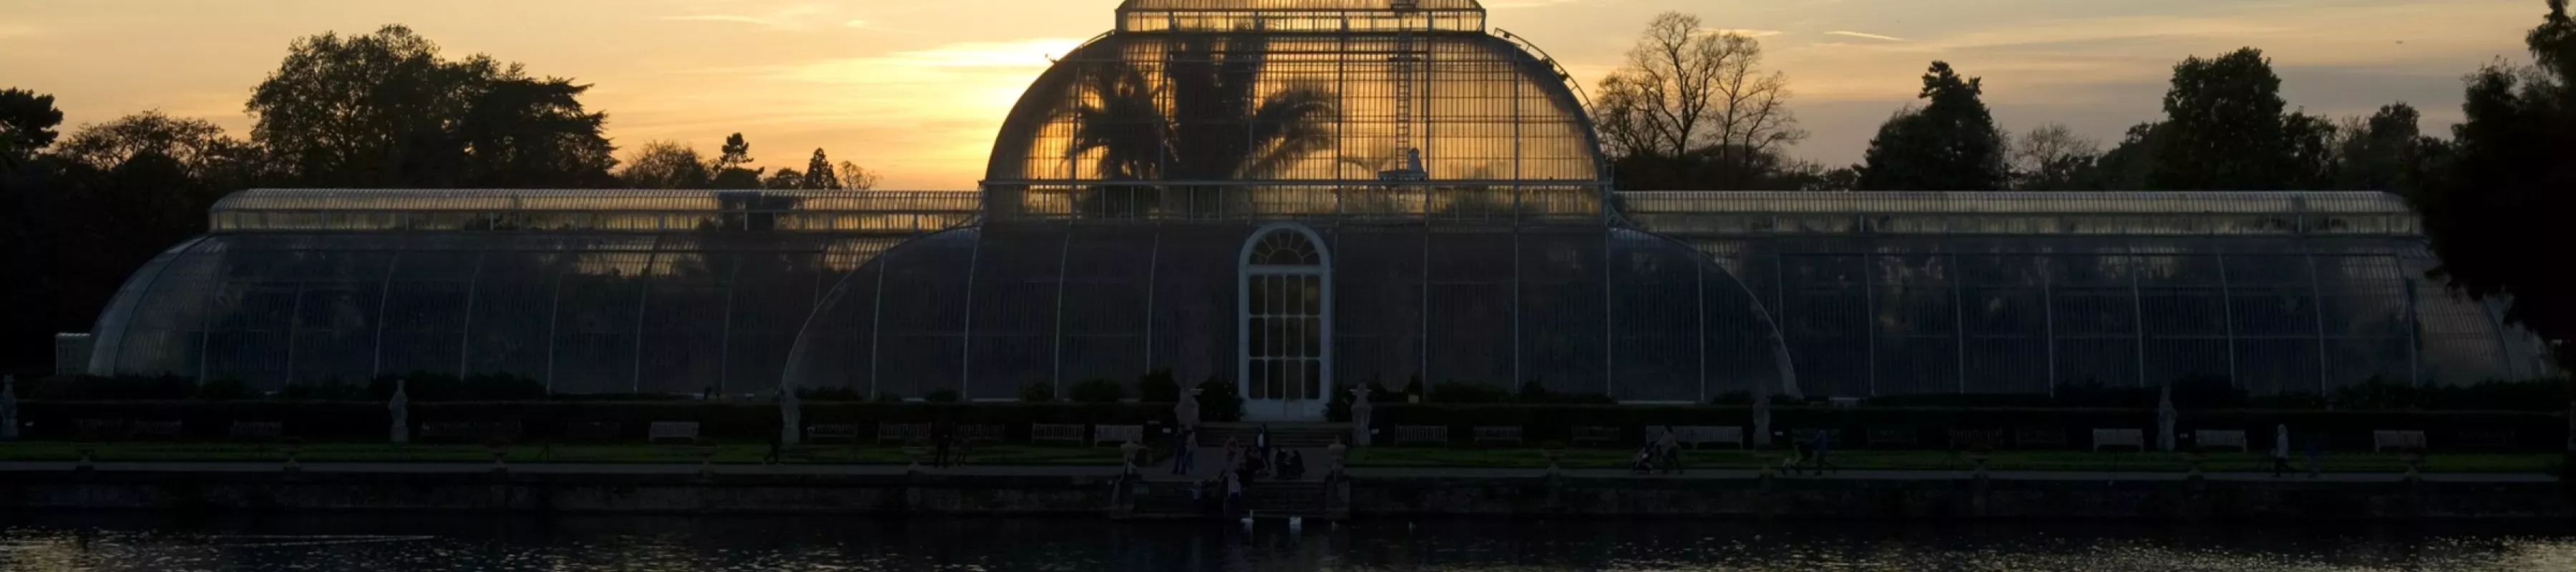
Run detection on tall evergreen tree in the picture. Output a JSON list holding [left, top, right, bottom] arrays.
[[801, 148, 839, 189], [1858, 61, 2009, 190], [2411, 0, 2576, 371]]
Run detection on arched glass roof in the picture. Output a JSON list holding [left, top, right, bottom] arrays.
[[985, 0, 1605, 221], [208, 189, 980, 234]]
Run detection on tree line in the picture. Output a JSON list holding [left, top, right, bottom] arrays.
[[0, 25, 881, 375], [4, 5, 2569, 380], [1591, 2, 2573, 377]]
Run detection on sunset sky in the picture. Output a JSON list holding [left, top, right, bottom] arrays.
[[0, 0, 2551, 189]]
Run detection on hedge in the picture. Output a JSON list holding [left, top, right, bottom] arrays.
[[9, 401, 1180, 443], [1356, 404, 2572, 452]]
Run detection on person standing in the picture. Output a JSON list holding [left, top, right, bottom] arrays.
[[1171, 425, 1198, 475], [1254, 425, 1272, 468], [1807, 429, 1838, 475], [1656, 428, 1682, 474], [932, 420, 954, 468], [2270, 424, 2295, 478]]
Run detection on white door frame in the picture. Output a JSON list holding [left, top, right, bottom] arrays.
[[1237, 222, 1332, 421]]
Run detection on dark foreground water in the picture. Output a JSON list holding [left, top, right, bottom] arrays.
[[4, 513, 2575, 571]]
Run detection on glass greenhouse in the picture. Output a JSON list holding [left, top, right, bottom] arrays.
[[74, 0, 2552, 420]]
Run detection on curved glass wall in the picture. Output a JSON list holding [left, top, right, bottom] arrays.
[[1636, 192, 2555, 397], [84, 189, 945, 393], [780, 221, 1796, 402]]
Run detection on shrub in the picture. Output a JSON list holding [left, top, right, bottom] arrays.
[[364, 372, 546, 402], [193, 377, 256, 400], [1019, 382, 1058, 403], [1512, 380, 1614, 405], [1195, 375, 1244, 422], [25, 375, 195, 400], [1137, 368, 1181, 403], [874, 390, 907, 403], [924, 388, 962, 403], [1070, 378, 1127, 404], [1402, 374, 1423, 400], [276, 382, 369, 401], [795, 386, 864, 401], [1428, 382, 1511, 404]]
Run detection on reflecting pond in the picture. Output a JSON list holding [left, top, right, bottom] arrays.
[[5, 513, 2575, 571]]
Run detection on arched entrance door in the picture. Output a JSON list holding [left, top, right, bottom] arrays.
[[1239, 223, 1332, 421]]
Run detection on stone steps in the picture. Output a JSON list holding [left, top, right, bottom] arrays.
[[1126, 479, 1330, 518], [1193, 423, 1350, 448]]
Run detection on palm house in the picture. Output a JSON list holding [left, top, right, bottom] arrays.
[[69, 0, 2555, 420]]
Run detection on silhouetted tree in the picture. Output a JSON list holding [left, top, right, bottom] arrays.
[[2094, 122, 2169, 189], [801, 148, 839, 189], [247, 24, 615, 188], [1592, 12, 1805, 189], [836, 161, 879, 190], [2009, 123, 2104, 190], [2149, 48, 2336, 190], [618, 140, 712, 189], [709, 132, 763, 189], [763, 167, 804, 189], [457, 77, 618, 187], [2411, 0, 2576, 370], [1858, 61, 2009, 191], [0, 89, 63, 167], [2330, 103, 2441, 192]]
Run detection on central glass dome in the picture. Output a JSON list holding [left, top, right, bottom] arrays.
[[982, 0, 1608, 220]]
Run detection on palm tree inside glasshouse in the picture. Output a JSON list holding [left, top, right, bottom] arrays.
[[1059, 32, 1340, 217]]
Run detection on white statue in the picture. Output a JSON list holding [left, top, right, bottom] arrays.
[[2157, 384, 2178, 452], [1349, 385, 1374, 447], [1, 375, 19, 440], [1752, 389, 1773, 448], [389, 378, 410, 444], [1176, 388, 1201, 429], [780, 387, 804, 445]]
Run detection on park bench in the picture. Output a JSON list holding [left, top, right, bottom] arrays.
[[806, 423, 859, 443], [127, 420, 182, 440], [877, 423, 929, 444], [1675, 425, 1745, 449], [2453, 429, 2517, 450], [2014, 428, 2068, 448], [1948, 428, 2004, 450], [1093, 424, 1145, 446], [74, 419, 126, 440], [1571, 426, 1621, 447], [1395, 425, 1448, 446], [1868, 428, 1919, 448], [2092, 428, 2146, 451], [565, 422, 623, 443], [228, 421, 284, 442], [647, 422, 701, 444], [419, 421, 480, 442], [1785, 428, 1845, 447], [1030, 423, 1085, 445], [2372, 430, 2429, 453], [2194, 430, 2249, 452], [957, 424, 1005, 445], [1472, 426, 1524, 447]]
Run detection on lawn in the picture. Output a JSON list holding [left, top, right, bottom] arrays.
[[0, 441, 1125, 465], [0, 441, 2559, 473], [1344, 447, 2565, 473]]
